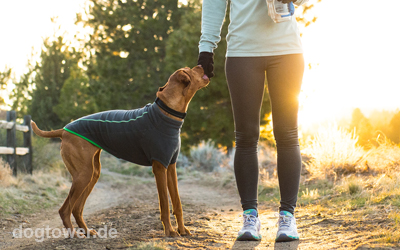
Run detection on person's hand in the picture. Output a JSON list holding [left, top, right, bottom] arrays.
[[278, 0, 295, 3], [197, 52, 214, 79]]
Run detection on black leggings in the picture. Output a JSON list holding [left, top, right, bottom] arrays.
[[225, 54, 304, 215]]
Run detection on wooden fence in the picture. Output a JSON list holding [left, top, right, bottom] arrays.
[[0, 111, 32, 176]]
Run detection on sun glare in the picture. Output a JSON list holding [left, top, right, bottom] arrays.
[[298, 0, 400, 130]]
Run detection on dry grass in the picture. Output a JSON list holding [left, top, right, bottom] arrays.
[[293, 173, 400, 245], [0, 137, 72, 216], [301, 124, 366, 179], [363, 136, 400, 173], [0, 169, 70, 215], [301, 124, 400, 180], [0, 159, 15, 187]]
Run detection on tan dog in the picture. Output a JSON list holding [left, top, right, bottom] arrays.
[[31, 66, 209, 238]]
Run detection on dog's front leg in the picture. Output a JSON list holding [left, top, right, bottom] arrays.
[[152, 161, 178, 237], [167, 163, 191, 236]]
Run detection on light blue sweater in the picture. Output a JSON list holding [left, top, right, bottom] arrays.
[[199, 0, 306, 57]]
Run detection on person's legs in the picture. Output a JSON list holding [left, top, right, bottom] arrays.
[[265, 53, 304, 242], [225, 57, 266, 241], [266, 53, 304, 215], [225, 57, 266, 212]]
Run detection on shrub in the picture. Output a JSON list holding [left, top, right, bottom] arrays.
[[101, 152, 153, 177], [302, 124, 365, 179], [177, 153, 191, 168], [31, 136, 65, 172], [363, 136, 400, 173], [189, 140, 226, 172]]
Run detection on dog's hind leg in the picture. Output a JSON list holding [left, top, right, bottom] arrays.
[[72, 149, 102, 236], [59, 133, 98, 238], [152, 160, 178, 237], [59, 170, 93, 237], [167, 163, 191, 236]]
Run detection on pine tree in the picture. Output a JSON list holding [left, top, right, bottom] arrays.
[[80, 0, 184, 111]]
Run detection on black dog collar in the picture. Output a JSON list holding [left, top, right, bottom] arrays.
[[155, 97, 187, 119]]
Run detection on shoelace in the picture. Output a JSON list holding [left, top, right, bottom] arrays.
[[275, 213, 291, 229], [242, 213, 258, 229]]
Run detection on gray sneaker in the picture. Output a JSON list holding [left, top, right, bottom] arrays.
[[275, 211, 299, 242], [237, 209, 262, 241]]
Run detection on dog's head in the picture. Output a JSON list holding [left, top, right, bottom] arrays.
[[156, 66, 210, 112]]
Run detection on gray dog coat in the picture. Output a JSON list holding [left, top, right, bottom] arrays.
[[64, 103, 183, 168]]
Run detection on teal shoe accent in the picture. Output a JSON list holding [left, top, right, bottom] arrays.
[[280, 211, 293, 217], [244, 209, 258, 217]]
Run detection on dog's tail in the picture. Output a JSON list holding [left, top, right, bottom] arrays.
[[31, 121, 63, 138]]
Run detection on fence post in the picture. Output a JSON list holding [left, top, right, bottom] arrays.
[[6, 111, 17, 176], [23, 115, 33, 174]]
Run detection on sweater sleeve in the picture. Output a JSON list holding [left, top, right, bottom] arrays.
[[294, 0, 309, 6], [198, 0, 228, 53]]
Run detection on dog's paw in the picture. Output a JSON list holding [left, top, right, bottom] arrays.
[[165, 229, 179, 237], [74, 231, 87, 239], [178, 227, 192, 236], [78, 233, 87, 238], [89, 229, 98, 236]]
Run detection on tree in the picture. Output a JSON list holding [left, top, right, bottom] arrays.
[[10, 66, 34, 117], [10, 31, 83, 130], [0, 67, 12, 106], [53, 64, 98, 124], [79, 0, 184, 111], [29, 36, 83, 130], [388, 110, 400, 144], [349, 108, 374, 146]]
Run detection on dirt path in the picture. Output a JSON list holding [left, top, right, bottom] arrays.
[[1, 170, 399, 250]]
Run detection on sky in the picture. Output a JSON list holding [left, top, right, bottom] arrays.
[[0, 0, 85, 75], [0, 0, 399, 129]]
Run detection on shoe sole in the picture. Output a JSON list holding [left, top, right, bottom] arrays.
[[237, 232, 261, 241], [275, 233, 299, 242]]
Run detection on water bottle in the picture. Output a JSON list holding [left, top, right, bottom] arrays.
[[266, 0, 295, 23]]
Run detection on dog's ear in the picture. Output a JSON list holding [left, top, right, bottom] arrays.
[[178, 71, 191, 96], [178, 72, 191, 86]]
